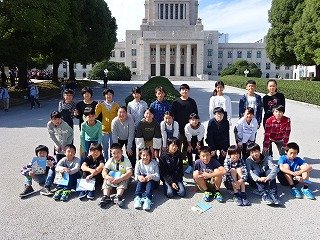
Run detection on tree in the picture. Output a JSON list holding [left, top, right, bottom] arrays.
[[221, 60, 262, 77], [89, 61, 131, 81]]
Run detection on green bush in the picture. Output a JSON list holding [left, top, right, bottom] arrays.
[[89, 61, 131, 81], [125, 76, 180, 105], [221, 75, 320, 106], [221, 60, 262, 78]]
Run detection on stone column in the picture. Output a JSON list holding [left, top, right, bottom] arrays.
[[186, 44, 191, 77], [196, 42, 204, 77], [175, 44, 181, 77], [144, 42, 150, 78], [166, 44, 170, 76], [156, 43, 160, 76]]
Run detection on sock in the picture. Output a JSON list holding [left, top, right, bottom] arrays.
[[303, 184, 308, 189]]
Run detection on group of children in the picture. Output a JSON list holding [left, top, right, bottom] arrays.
[[19, 80, 316, 210]]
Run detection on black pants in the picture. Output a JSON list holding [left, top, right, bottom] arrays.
[[186, 136, 204, 167], [248, 173, 277, 193], [118, 139, 137, 169], [277, 171, 299, 186]]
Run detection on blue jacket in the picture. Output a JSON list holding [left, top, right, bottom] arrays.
[[238, 93, 262, 125]]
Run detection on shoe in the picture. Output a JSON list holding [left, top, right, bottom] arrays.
[[233, 193, 243, 206], [183, 159, 188, 165], [114, 195, 125, 208], [53, 189, 64, 200], [261, 193, 273, 205], [301, 187, 316, 200], [99, 195, 112, 206], [19, 185, 35, 197], [134, 196, 143, 209], [214, 192, 224, 203], [78, 191, 87, 199], [184, 166, 193, 174], [60, 190, 71, 201], [203, 191, 213, 202], [269, 193, 281, 205], [40, 187, 53, 196], [87, 191, 95, 200], [142, 197, 152, 211], [240, 192, 251, 206], [290, 187, 303, 199]]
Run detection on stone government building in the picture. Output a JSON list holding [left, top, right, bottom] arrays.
[[110, 0, 293, 81]]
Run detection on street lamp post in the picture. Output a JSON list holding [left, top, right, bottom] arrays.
[[244, 69, 249, 77]]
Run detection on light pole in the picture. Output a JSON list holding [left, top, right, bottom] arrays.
[[244, 69, 249, 77]]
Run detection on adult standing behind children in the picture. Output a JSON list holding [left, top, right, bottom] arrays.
[[58, 89, 76, 129], [0, 85, 9, 112], [127, 87, 148, 128], [95, 88, 120, 160], [150, 86, 171, 124], [209, 81, 232, 124], [239, 80, 262, 128], [171, 84, 198, 163]]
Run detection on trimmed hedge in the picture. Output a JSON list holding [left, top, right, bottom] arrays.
[[221, 75, 320, 106], [125, 76, 180, 105]]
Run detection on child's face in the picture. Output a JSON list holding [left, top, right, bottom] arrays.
[[105, 92, 113, 102], [90, 149, 102, 160], [246, 84, 256, 94], [140, 150, 151, 165], [199, 151, 211, 164], [180, 88, 189, 98], [164, 115, 173, 125], [214, 112, 224, 122], [132, 92, 141, 100], [64, 93, 74, 103], [215, 85, 224, 94], [51, 117, 62, 126], [250, 149, 261, 161], [65, 147, 76, 160], [286, 148, 298, 160], [144, 110, 154, 122], [118, 108, 127, 121], [230, 153, 240, 162], [244, 111, 254, 122], [83, 92, 92, 101], [37, 150, 48, 158], [267, 81, 277, 94], [273, 109, 284, 120], [155, 90, 165, 101], [86, 114, 96, 122], [168, 143, 178, 154], [111, 148, 123, 161], [189, 118, 199, 127]]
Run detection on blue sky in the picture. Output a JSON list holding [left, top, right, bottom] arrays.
[[107, 0, 272, 43]]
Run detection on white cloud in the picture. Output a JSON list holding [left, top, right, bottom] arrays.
[[106, 0, 272, 43]]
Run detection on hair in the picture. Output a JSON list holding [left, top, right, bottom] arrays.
[[167, 137, 180, 148], [213, 107, 225, 115], [267, 79, 278, 86], [199, 146, 211, 154], [139, 147, 152, 158], [246, 80, 256, 85], [50, 111, 62, 119], [110, 142, 122, 151], [132, 86, 142, 94], [64, 89, 74, 95], [213, 81, 225, 96], [272, 105, 285, 113], [81, 87, 93, 96], [189, 113, 200, 120], [145, 107, 155, 115], [227, 145, 241, 155], [179, 84, 190, 91], [103, 88, 114, 96], [245, 107, 255, 115], [83, 107, 95, 116], [89, 143, 103, 152], [163, 111, 174, 118], [286, 142, 299, 153], [246, 142, 261, 153], [65, 144, 76, 152], [35, 145, 49, 155], [155, 86, 166, 94], [119, 106, 127, 112]]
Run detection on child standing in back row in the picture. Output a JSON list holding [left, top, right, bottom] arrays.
[[150, 86, 171, 124], [58, 89, 76, 129]]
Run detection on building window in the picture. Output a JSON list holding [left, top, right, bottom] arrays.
[[266, 73, 270, 78], [285, 66, 290, 70], [237, 51, 242, 58], [150, 47, 156, 56], [256, 62, 261, 68], [180, 4, 184, 19], [83, 72, 87, 78], [218, 51, 223, 58], [170, 4, 174, 19], [131, 49, 137, 56], [207, 61, 212, 68], [218, 62, 222, 70], [132, 40, 136, 44], [170, 48, 175, 55], [227, 51, 233, 58], [208, 49, 213, 56], [62, 61, 67, 69], [175, 4, 179, 19], [160, 47, 166, 55], [266, 62, 271, 70], [275, 65, 280, 70], [111, 51, 115, 57], [160, 4, 164, 19], [207, 39, 212, 45], [82, 64, 87, 69], [181, 48, 185, 56], [132, 61, 137, 68], [120, 51, 125, 58], [165, 4, 169, 19], [257, 51, 262, 58], [285, 73, 289, 79], [192, 48, 195, 56], [247, 51, 252, 58]]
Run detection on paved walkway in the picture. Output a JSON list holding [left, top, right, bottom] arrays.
[[0, 80, 319, 240]]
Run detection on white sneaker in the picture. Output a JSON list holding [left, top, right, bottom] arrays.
[[134, 196, 143, 209], [184, 166, 193, 174], [142, 197, 152, 211]]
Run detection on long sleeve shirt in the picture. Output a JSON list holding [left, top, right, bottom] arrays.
[[224, 157, 248, 182], [263, 115, 291, 149], [80, 120, 103, 150], [239, 93, 263, 125], [75, 100, 98, 129], [262, 92, 286, 123], [205, 118, 230, 151], [134, 159, 160, 182], [149, 99, 171, 124], [111, 115, 135, 151], [56, 156, 81, 175], [47, 120, 74, 153], [184, 123, 205, 142], [58, 100, 76, 128], [160, 121, 179, 147], [135, 119, 162, 149], [209, 95, 232, 122], [235, 117, 258, 144], [95, 101, 120, 133], [246, 155, 278, 182], [127, 100, 148, 128], [159, 151, 184, 184]]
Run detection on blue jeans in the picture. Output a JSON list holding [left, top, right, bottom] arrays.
[[102, 133, 112, 160], [163, 181, 186, 198], [24, 169, 55, 187], [57, 172, 81, 190], [135, 180, 159, 200]]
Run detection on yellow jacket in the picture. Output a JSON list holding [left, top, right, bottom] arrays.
[[95, 102, 120, 133]]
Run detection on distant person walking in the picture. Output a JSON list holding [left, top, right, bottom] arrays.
[[27, 81, 41, 109]]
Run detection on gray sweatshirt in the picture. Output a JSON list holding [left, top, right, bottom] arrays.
[[111, 115, 135, 151], [56, 156, 81, 175], [245, 154, 278, 182], [134, 159, 160, 182], [47, 120, 74, 153]]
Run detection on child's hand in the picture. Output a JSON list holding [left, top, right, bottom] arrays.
[[145, 175, 152, 181], [258, 177, 268, 182], [127, 149, 133, 156], [153, 149, 159, 158], [201, 171, 211, 180], [172, 182, 179, 190], [211, 151, 216, 157], [187, 145, 192, 153], [29, 171, 35, 177], [64, 168, 71, 173], [47, 160, 53, 168], [221, 150, 226, 157], [233, 181, 241, 189], [262, 147, 269, 155], [86, 175, 93, 180], [138, 175, 146, 182], [196, 142, 201, 150]]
